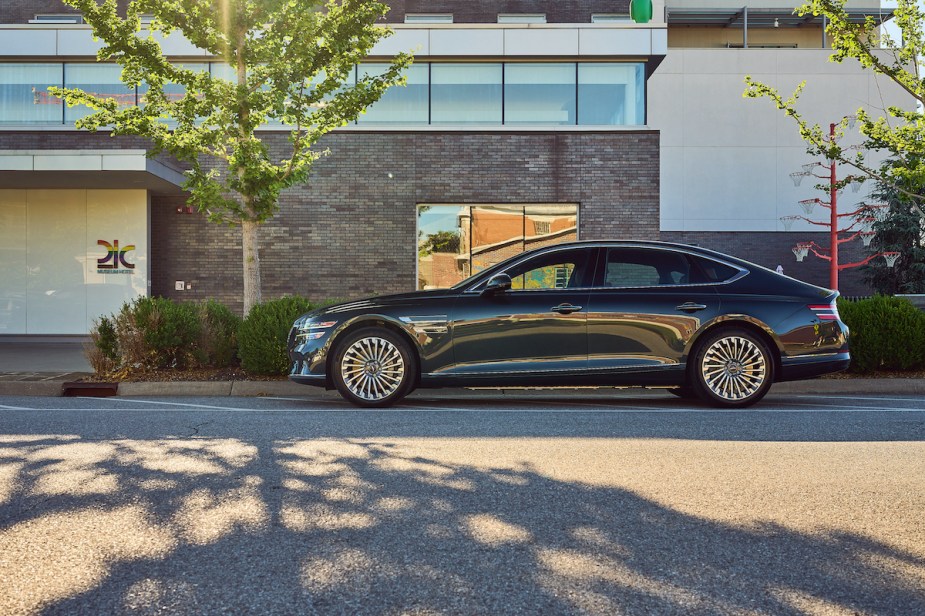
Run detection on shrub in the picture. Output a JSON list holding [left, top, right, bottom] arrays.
[[100, 297, 202, 370], [198, 300, 241, 368], [838, 295, 925, 373], [86, 316, 118, 375], [238, 296, 316, 375]]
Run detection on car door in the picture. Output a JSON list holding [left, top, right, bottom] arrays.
[[586, 246, 723, 374], [447, 246, 597, 379]]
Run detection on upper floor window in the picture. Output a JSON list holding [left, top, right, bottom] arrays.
[[0, 61, 646, 128], [30, 14, 84, 24], [498, 14, 547, 24], [404, 14, 453, 24], [591, 14, 632, 23]]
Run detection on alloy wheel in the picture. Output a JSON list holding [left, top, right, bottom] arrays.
[[700, 335, 768, 401], [339, 336, 406, 402]]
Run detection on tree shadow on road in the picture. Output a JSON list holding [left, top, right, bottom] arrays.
[[0, 431, 924, 615]]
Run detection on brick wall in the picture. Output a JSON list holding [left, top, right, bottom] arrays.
[[2, 1, 629, 25], [152, 130, 660, 313], [0, 1, 128, 23], [661, 231, 873, 296], [384, 1, 631, 23]]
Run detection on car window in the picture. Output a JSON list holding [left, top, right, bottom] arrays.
[[688, 255, 740, 283], [502, 248, 592, 290], [599, 248, 691, 288]]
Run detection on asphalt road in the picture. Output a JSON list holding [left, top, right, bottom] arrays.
[[1, 391, 924, 615]]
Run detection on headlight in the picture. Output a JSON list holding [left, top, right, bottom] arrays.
[[295, 320, 337, 343]]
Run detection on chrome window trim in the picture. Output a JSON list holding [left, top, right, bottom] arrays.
[[463, 244, 597, 294], [463, 243, 749, 294]]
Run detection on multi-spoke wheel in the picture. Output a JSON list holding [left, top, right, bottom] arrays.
[[331, 327, 416, 408], [691, 328, 774, 408]]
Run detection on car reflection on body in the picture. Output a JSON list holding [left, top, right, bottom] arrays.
[[288, 241, 849, 408]]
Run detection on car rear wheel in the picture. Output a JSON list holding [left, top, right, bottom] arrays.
[[332, 328, 416, 408], [691, 328, 774, 408]]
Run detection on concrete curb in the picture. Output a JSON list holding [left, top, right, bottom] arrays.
[[2, 378, 925, 398], [0, 381, 65, 397]]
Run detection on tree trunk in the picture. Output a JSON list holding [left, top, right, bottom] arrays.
[[242, 219, 262, 316]]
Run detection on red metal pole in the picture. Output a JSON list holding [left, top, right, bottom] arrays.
[[829, 123, 839, 291]]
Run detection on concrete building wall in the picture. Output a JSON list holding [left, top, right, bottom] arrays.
[[650, 48, 907, 235]]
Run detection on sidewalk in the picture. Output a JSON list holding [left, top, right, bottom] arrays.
[[2, 337, 924, 398], [1, 376, 924, 398]]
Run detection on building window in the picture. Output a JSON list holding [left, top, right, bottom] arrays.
[[30, 14, 84, 24], [0, 64, 63, 125], [431, 63, 502, 124], [497, 14, 547, 23], [357, 63, 428, 124], [416, 204, 578, 290], [404, 14, 453, 23], [504, 63, 576, 125], [591, 14, 632, 23], [578, 63, 644, 125], [64, 63, 135, 123], [0, 61, 646, 127]]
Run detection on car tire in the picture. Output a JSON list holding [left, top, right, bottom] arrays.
[[691, 327, 774, 408], [667, 387, 697, 399], [331, 327, 416, 408]]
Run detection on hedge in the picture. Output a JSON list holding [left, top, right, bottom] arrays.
[[237, 296, 317, 375], [838, 295, 925, 373]]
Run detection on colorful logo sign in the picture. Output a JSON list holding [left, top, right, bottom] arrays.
[[97, 240, 135, 274]]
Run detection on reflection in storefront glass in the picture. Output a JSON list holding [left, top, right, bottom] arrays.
[[416, 204, 578, 290]]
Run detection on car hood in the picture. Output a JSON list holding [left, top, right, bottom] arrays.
[[306, 288, 458, 319]]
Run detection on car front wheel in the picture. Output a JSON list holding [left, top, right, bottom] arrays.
[[332, 327, 416, 408], [691, 328, 774, 408]]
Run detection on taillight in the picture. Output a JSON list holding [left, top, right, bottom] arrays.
[[809, 303, 839, 321]]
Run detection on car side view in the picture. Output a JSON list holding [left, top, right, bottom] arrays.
[[288, 241, 849, 408]]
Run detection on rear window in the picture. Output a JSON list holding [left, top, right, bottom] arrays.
[[600, 248, 691, 288], [688, 255, 740, 283]]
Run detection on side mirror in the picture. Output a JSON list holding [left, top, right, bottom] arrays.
[[481, 273, 512, 296]]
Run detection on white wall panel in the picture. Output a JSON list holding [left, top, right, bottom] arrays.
[[26, 190, 88, 334], [85, 190, 148, 331], [681, 147, 779, 230], [650, 48, 913, 232], [579, 29, 651, 56], [0, 191, 27, 334], [505, 29, 579, 56], [430, 29, 503, 56], [0, 189, 148, 335]]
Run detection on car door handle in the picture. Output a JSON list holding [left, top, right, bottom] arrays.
[[551, 303, 583, 314], [676, 302, 708, 312]]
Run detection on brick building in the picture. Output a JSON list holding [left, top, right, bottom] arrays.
[[0, 1, 905, 336]]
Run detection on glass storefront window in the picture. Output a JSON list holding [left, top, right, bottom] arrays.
[[0, 64, 64, 124], [357, 63, 428, 124], [0, 61, 647, 126], [64, 63, 135, 123], [578, 63, 644, 125], [416, 204, 578, 290], [432, 64, 502, 124], [504, 63, 576, 125]]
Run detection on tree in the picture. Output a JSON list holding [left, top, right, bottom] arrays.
[[418, 230, 461, 258], [862, 158, 925, 294], [52, 0, 412, 315], [743, 0, 925, 218]]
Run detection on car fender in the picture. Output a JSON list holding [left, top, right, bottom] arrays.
[[686, 313, 784, 361]]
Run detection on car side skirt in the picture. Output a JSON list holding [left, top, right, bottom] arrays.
[[778, 352, 850, 381]]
